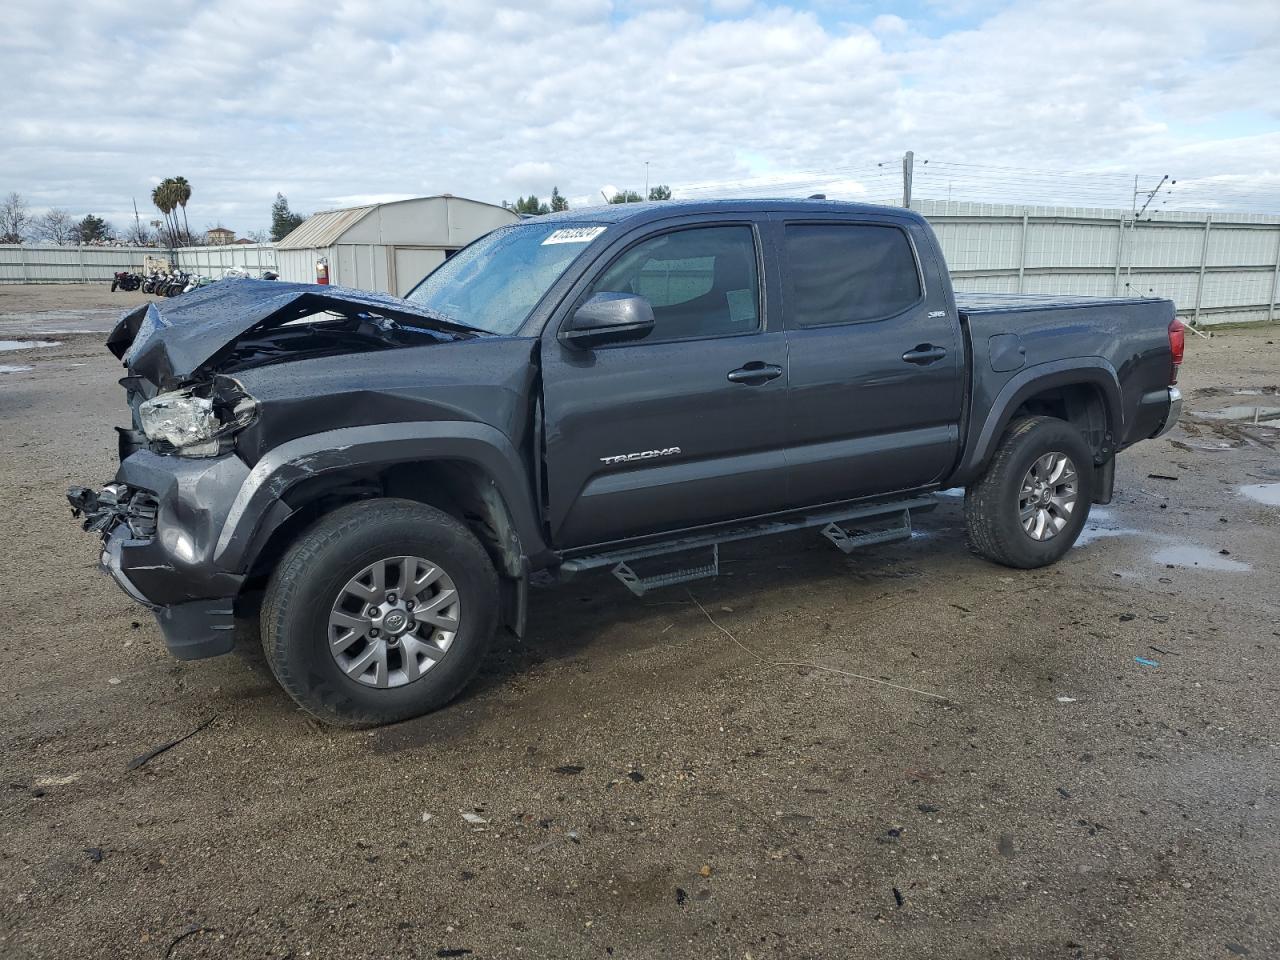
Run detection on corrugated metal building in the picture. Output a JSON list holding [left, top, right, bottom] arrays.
[[275, 195, 518, 296]]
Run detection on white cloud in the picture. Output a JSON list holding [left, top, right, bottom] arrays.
[[2, 0, 1278, 233]]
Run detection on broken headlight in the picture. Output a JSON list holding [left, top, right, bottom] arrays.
[[137, 378, 257, 457]]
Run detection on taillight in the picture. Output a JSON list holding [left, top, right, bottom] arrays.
[[1168, 318, 1185, 385]]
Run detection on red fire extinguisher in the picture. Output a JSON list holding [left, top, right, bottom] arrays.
[[316, 258, 330, 285]]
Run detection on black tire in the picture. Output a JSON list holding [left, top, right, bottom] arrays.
[[964, 415, 1094, 569], [260, 498, 500, 727]]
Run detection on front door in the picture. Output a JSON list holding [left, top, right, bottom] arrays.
[[541, 221, 789, 549], [779, 217, 963, 506]]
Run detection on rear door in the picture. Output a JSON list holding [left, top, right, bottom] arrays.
[[540, 218, 790, 548], [777, 216, 963, 506]]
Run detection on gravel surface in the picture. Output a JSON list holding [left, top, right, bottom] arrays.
[[1, 284, 1278, 959]]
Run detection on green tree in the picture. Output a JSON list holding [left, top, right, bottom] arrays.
[[609, 190, 643, 204], [152, 179, 181, 246], [647, 184, 672, 201], [510, 194, 551, 215], [550, 186, 569, 212], [271, 193, 306, 241], [75, 214, 112, 244], [172, 176, 192, 240]]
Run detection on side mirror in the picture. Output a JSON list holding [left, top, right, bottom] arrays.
[[560, 292, 655, 348]]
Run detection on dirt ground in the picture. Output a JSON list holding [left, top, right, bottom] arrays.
[[1, 283, 1278, 960]]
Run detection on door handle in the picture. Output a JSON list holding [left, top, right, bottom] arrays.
[[901, 344, 948, 365], [727, 361, 783, 385]]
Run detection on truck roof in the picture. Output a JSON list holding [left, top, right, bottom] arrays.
[[531, 198, 926, 227]]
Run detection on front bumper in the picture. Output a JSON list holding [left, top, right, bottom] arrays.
[[1152, 385, 1183, 438], [69, 449, 252, 660]]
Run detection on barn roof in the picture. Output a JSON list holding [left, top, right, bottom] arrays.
[[276, 195, 515, 250]]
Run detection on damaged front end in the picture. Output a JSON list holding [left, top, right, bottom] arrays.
[[68, 483, 158, 539], [68, 278, 489, 661], [133, 376, 257, 458], [105, 279, 468, 459]]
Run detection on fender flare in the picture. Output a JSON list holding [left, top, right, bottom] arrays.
[[951, 358, 1123, 485], [212, 421, 548, 572]]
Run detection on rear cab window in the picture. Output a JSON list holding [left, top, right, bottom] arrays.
[[783, 222, 922, 328]]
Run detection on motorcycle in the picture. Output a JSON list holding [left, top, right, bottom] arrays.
[[109, 271, 142, 292]]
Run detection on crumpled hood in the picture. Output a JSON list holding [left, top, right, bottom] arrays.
[[107, 279, 457, 387]]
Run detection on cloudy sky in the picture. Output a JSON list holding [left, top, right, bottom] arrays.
[[4, 0, 1278, 234]]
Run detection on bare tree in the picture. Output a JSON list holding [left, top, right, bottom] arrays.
[[35, 208, 77, 245], [122, 219, 158, 246], [1, 191, 31, 243]]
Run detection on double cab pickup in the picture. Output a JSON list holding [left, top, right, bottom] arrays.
[[70, 200, 1183, 725]]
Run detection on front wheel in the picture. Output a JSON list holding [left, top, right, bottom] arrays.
[[261, 498, 500, 726], [964, 415, 1094, 569]]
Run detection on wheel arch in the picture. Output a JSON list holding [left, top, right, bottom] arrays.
[[952, 360, 1123, 486], [216, 422, 551, 581]]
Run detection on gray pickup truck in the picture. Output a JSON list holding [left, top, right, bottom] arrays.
[[69, 199, 1183, 726]]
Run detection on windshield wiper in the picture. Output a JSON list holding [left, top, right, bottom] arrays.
[[362, 309, 489, 339], [401, 307, 492, 337]]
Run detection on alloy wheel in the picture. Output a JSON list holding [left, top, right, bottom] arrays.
[[327, 555, 460, 688], [1018, 451, 1078, 541]]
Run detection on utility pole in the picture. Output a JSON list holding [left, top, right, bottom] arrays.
[[644, 161, 650, 201], [1133, 174, 1172, 219], [902, 151, 914, 209], [132, 197, 142, 239]]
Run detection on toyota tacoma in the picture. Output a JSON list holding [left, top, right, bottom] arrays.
[[68, 200, 1184, 726]]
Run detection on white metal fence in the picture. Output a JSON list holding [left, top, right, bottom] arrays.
[[0, 242, 277, 284], [919, 200, 1280, 326], [0, 244, 170, 283], [175, 243, 277, 277], [3, 205, 1279, 326]]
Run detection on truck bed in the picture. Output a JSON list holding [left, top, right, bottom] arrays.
[[955, 291, 1158, 315], [953, 291, 1178, 477]]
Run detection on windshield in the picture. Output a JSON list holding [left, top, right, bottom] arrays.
[[404, 222, 605, 335]]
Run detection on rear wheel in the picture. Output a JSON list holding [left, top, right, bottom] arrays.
[[261, 498, 499, 726], [964, 415, 1094, 569]]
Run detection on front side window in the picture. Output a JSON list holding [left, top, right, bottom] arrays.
[[587, 225, 760, 342], [785, 223, 922, 327], [405, 222, 603, 335]]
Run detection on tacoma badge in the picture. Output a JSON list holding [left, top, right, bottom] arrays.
[[600, 446, 682, 466]]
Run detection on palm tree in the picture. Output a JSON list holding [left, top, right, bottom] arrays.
[[172, 176, 192, 242], [151, 180, 178, 246]]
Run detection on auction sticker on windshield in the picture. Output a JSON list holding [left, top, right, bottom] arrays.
[[542, 226, 607, 245]]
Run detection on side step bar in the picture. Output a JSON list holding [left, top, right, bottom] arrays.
[[820, 508, 913, 554], [611, 545, 720, 598], [560, 495, 935, 596]]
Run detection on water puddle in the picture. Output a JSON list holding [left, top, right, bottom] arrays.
[[0, 339, 61, 351], [0, 364, 34, 374], [1076, 508, 1250, 574], [1240, 483, 1280, 507], [1074, 507, 1141, 546], [1199, 405, 1280, 424], [1150, 545, 1251, 572], [1076, 522, 1143, 546]]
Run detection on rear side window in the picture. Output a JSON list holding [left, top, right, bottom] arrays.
[[785, 223, 921, 327]]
